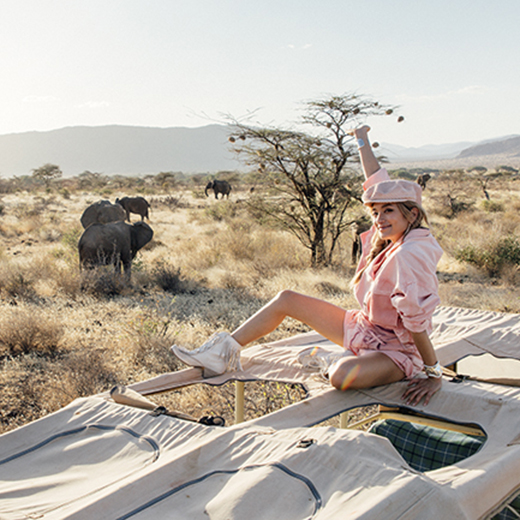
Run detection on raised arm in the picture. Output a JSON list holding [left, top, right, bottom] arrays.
[[352, 125, 380, 180]]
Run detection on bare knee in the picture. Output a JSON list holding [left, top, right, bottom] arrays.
[[273, 289, 300, 310], [329, 354, 405, 391], [329, 359, 362, 391]]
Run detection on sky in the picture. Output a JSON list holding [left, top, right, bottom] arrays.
[[1, 0, 519, 148]]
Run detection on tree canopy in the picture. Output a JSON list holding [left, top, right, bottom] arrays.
[[229, 94, 396, 266], [31, 163, 63, 187]]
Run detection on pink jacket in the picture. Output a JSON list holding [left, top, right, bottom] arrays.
[[354, 169, 443, 346]]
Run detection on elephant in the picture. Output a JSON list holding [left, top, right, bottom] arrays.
[[416, 173, 431, 190], [80, 200, 126, 229], [115, 196, 151, 222], [205, 180, 232, 199], [78, 221, 153, 278]]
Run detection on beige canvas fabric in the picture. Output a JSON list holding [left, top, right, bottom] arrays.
[[1, 306, 520, 519]]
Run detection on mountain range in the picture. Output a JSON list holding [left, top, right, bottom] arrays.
[[0, 125, 239, 177], [0, 124, 518, 177]]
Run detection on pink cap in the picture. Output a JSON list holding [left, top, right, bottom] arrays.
[[363, 179, 422, 205]]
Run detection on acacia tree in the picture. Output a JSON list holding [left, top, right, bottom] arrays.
[[229, 94, 395, 266], [31, 163, 62, 188]]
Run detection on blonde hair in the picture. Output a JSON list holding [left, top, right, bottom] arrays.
[[351, 201, 428, 285]]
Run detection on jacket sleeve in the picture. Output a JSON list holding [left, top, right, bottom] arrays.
[[390, 250, 440, 333]]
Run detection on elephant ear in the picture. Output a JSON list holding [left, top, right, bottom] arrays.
[[131, 222, 154, 254]]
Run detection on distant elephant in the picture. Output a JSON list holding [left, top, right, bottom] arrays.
[[80, 200, 126, 229], [416, 173, 431, 190], [205, 180, 232, 199], [115, 196, 151, 221], [78, 221, 153, 278]]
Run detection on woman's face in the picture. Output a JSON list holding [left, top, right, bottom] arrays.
[[369, 203, 417, 243]]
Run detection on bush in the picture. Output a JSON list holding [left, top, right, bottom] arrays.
[[152, 263, 191, 293], [203, 200, 239, 222], [481, 199, 504, 212], [0, 265, 37, 301], [125, 313, 180, 374], [0, 307, 64, 357], [456, 235, 520, 276], [61, 228, 82, 250], [80, 269, 128, 297]]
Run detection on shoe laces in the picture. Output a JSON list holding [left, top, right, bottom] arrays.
[[193, 332, 242, 372], [194, 332, 228, 354]]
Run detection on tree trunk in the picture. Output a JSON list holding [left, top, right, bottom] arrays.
[[310, 214, 327, 267]]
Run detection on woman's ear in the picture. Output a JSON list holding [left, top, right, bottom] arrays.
[[409, 207, 420, 223]]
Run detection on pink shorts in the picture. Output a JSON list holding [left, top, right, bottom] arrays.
[[342, 310, 423, 379]]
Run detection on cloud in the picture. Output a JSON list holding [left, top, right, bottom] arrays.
[[76, 101, 110, 109], [286, 43, 312, 50]]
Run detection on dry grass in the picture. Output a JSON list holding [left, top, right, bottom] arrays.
[[1, 173, 520, 434]]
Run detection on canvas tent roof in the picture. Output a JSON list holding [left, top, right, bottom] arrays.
[[1, 306, 520, 519]]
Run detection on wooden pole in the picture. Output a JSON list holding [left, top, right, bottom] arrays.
[[235, 381, 245, 424]]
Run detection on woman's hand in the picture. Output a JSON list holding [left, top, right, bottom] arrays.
[[402, 376, 442, 406]]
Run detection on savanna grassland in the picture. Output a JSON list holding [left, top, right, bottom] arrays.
[[1, 168, 520, 435]]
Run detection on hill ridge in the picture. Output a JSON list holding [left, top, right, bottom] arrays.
[[1, 125, 519, 177], [0, 124, 239, 177]]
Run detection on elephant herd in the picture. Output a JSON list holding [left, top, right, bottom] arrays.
[[78, 197, 153, 279], [78, 182, 233, 281]]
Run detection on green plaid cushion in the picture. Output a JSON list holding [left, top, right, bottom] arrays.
[[491, 494, 520, 520], [369, 418, 485, 472]]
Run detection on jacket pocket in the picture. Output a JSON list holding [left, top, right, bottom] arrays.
[[367, 292, 398, 329]]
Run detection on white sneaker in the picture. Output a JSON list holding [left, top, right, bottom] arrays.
[[171, 332, 243, 378]]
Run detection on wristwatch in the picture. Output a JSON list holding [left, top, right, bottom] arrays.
[[424, 361, 443, 379]]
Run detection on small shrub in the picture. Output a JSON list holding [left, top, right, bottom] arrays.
[[61, 227, 83, 249], [480, 199, 504, 212], [0, 267, 36, 300], [203, 201, 239, 222], [61, 347, 120, 397], [191, 190, 205, 199], [125, 313, 180, 374], [80, 268, 128, 297], [150, 195, 187, 210], [0, 307, 64, 357], [13, 202, 43, 219], [131, 255, 145, 273], [456, 235, 520, 276], [152, 263, 190, 293], [315, 281, 345, 296], [61, 228, 82, 250]]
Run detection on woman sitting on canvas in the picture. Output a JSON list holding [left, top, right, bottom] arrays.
[[171, 126, 444, 406]]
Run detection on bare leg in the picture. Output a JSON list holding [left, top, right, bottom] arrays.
[[173, 289, 405, 387], [231, 290, 346, 347], [352, 126, 380, 179], [329, 351, 405, 390]]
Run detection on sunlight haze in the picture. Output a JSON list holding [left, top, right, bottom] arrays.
[[1, 0, 519, 147]]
